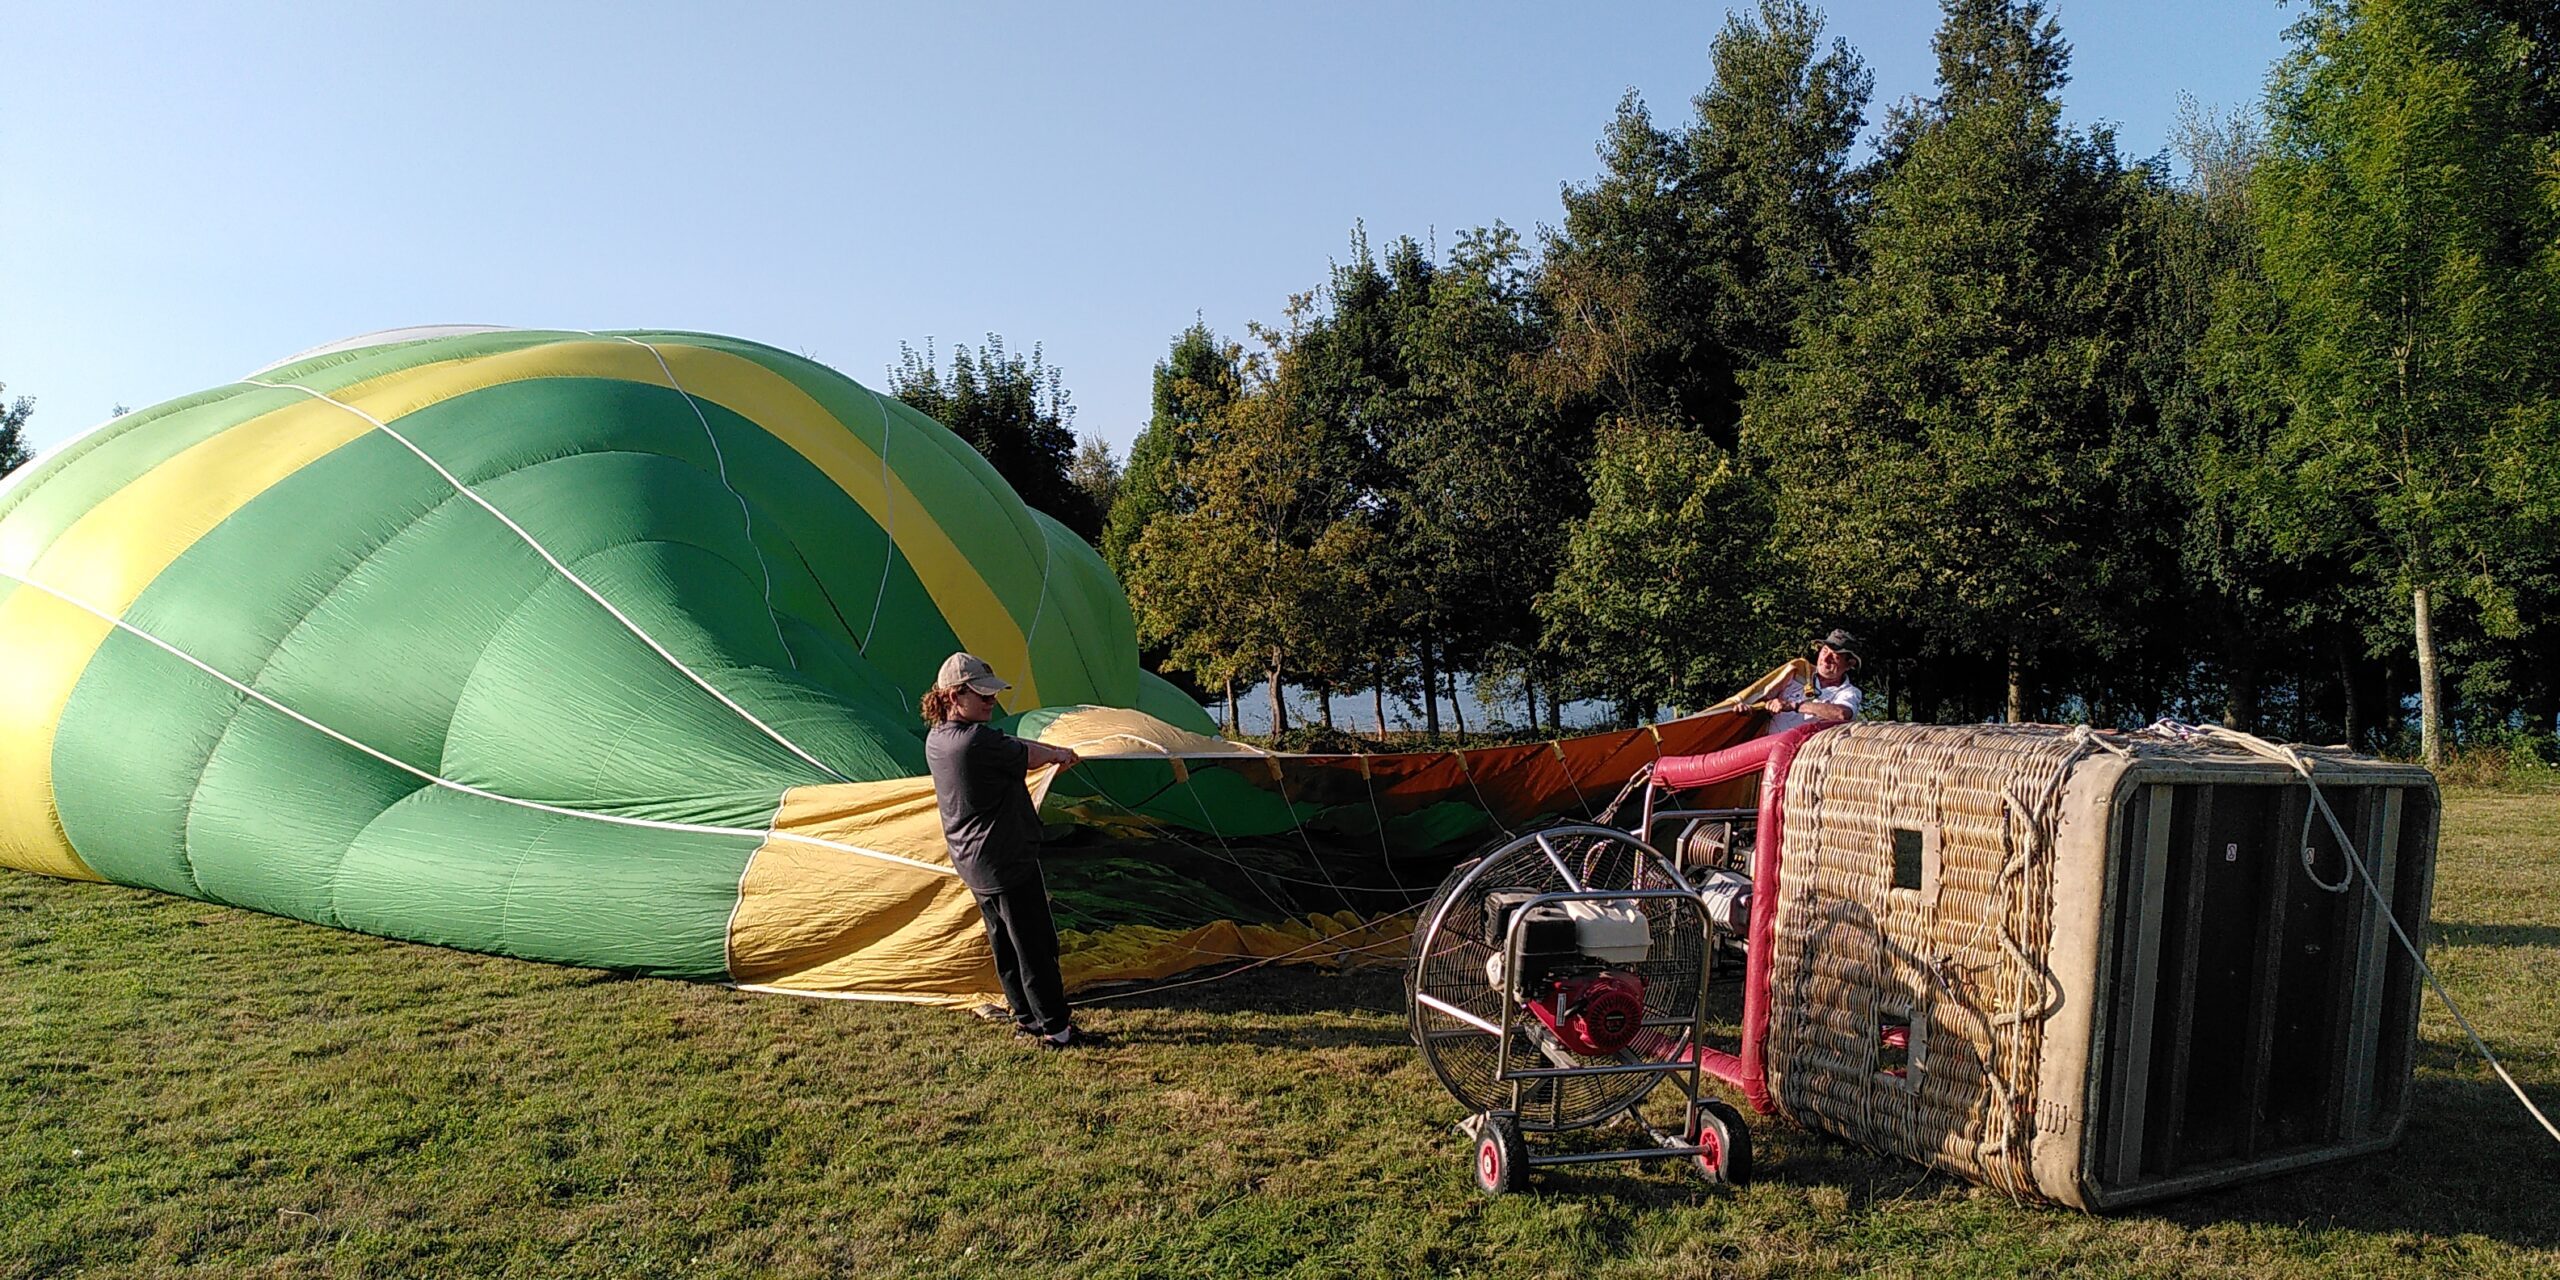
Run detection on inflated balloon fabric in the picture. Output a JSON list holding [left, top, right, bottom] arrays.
[[0, 327, 1214, 998]]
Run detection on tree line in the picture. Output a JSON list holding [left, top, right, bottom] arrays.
[[5, 3, 2542, 767], [920, 0, 2553, 766]]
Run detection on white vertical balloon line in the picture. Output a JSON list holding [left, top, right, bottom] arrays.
[[857, 389, 899, 657], [604, 334, 798, 671]]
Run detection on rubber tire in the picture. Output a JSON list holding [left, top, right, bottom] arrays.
[[1473, 1112, 1529, 1196], [1692, 1098, 1752, 1187]]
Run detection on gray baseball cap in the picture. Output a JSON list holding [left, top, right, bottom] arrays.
[[935, 652, 1012, 695]]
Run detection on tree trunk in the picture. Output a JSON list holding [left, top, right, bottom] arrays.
[[1548, 684, 1562, 734], [2006, 647, 2027, 724], [2223, 659, 2260, 734], [1521, 670, 1536, 734], [2415, 583, 2445, 767], [1448, 668, 1467, 746], [1223, 673, 1238, 737], [1267, 649, 1290, 737], [2338, 642, 2360, 751], [1318, 686, 1334, 730], [1373, 660, 1389, 738], [1420, 638, 1442, 737]]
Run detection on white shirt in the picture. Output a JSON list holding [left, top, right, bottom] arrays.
[[1768, 678, 1862, 735]]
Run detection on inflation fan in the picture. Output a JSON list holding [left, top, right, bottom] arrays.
[[1405, 823, 1748, 1194]]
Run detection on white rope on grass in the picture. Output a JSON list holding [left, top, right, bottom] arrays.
[[1066, 901, 1429, 1007], [2184, 723, 2560, 1146], [0, 567, 952, 880], [240, 376, 850, 784]]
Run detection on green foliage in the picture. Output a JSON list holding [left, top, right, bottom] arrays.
[[1540, 422, 1776, 714], [1119, 341, 1368, 734], [2238, 0, 2560, 760], [889, 335, 1096, 539], [1687, 2, 1875, 372], [1531, 1, 1867, 720], [1536, 1, 1870, 444], [1101, 0, 2559, 752], [1380, 226, 1578, 697], [0, 386, 31, 476], [1103, 323, 1244, 577], [1067, 435, 1120, 530]]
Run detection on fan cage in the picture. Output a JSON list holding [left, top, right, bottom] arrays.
[[1407, 825, 1711, 1131]]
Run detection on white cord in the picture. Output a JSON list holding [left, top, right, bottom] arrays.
[[857, 389, 899, 655], [240, 376, 850, 784], [2184, 723, 2560, 1145]]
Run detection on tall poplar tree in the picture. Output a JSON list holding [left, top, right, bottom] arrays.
[[1746, 0, 2147, 721], [1539, 1, 1869, 716], [1103, 323, 1246, 577], [2244, 0, 2559, 764]]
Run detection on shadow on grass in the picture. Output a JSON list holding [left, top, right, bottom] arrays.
[[2136, 1075, 2560, 1249], [1072, 954, 1756, 1052], [1077, 962, 2559, 1246], [1071, 965, 1412, 1049]]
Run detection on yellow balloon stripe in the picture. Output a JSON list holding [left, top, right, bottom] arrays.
[[725, 777, 998, 999]]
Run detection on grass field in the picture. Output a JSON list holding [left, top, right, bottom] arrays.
[[4, 781, 2555, 1279]]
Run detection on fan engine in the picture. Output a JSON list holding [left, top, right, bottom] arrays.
[[1480, 892, 1652, 1055]]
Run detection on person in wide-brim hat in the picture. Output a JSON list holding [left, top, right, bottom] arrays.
[[1760, 628, 1866, 732]]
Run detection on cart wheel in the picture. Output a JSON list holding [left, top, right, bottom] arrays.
[[1472, 1112, 1529, 1195], [1691, 1098, 1752, 1187]]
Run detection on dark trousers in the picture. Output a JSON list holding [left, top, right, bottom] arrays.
[[972, 869, 1071, 1036]]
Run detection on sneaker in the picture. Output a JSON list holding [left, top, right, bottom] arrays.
[[1038, 1026, 1085, 1050]]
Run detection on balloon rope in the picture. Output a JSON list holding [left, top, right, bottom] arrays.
[[600, 334, 799, 672]]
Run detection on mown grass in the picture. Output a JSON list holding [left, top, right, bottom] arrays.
[[4, 782, 2555, 1279]]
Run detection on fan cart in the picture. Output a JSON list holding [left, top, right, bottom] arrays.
[[1407, 824, 1749, 1194]]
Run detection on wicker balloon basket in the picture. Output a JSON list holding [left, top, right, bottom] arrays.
[[1760, 722, 2438, 1210]]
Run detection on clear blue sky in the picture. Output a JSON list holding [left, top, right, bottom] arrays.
[[3, 2, 2293, 460]]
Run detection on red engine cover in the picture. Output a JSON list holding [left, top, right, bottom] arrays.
[[1528, 970, 1648, 1055]]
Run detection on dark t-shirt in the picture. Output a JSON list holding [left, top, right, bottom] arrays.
[[925, 719, 1043, 893]]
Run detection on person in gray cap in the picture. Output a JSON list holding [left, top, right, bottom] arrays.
[[922, 652, 1087, 1048], [1761, 628, 1865, 734]]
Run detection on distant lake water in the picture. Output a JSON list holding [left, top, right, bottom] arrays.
[[1202, 676, 1656, 738]]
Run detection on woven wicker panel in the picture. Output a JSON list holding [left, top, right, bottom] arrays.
[[1767, 723, 2110, 1198]]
